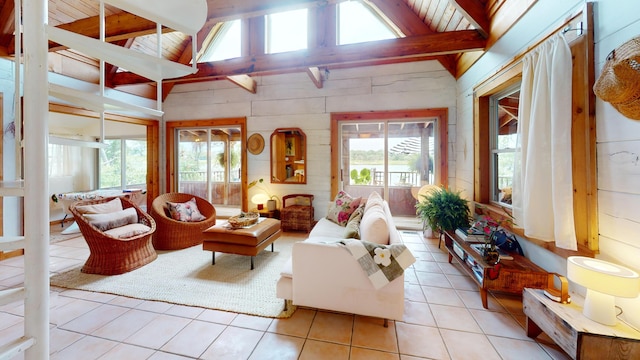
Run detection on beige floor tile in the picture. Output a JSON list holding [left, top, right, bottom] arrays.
[[249, 332, 305, 360], [51, 335, 118, 360], [59, 304, 129, 334], [231, 313, 273, 331], [430, 304, 482, 333], [412, 260, 444, 273], [423, 286, 465, 307], [352, 316, 398, 352], [445, 274, 478, 291], [351, 347, 400, 360], [307, 311, 354, 345], [147, 351, 194, 359], [456, 290, 506, 312], [97, 342, 156, 360], [402, 300, 436, 327], [415, 271, 452, 288], [0, 266, 23, 281], [396, 322, 449, 359], [405, 283, 427, 302], [50, 327, 85, 355], [404, 269, 419, 284], [494, 293, 525, 315], [268, 308, 315, 337], [438, 262, 465, 276], [91, 309, 159, 342], [54, 298, 103, 326], [299, 339, 350, 360], [470, 309, 529, 340], [164, 304, 206, 319], [59, 289, 117, 303], [431, 252, 451, 263], [197, 308, 238, 325], [0, 312, 22, 331], [160, 319, 225, 358], [107, 295, 145, 308], [488, 335, 556, 360], [135, 300, 174, 313], [440, 329, 500, 360], [124, 314, 191, 349], [199, 325, 263, 360]]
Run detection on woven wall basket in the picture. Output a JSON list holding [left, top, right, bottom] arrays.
[[593, 36, 640, 120]]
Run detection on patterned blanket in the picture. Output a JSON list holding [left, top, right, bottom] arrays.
[[338, 239, 416, 290]]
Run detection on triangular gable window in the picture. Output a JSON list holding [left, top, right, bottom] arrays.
[[338, 1, 400, 45], [199, 19, 241, 62]]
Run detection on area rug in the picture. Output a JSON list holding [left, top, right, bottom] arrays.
[[50, 237, 296, 318]]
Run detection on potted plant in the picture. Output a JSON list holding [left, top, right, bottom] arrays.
[[415, 186, 471, 246]]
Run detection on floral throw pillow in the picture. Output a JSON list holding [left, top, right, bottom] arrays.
[[166, 197, 206, 222], [326, 191, 362, 227]]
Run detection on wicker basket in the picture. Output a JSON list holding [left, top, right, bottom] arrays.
[[227, 212, 259, 228]]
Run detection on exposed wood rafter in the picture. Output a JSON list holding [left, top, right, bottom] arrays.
[[226, 74, 257, 93], [449, 0, 491, 38], [306, 67, 323, 88]]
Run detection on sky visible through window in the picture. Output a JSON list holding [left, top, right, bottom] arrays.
[[199, 1, 398, 62], [338, 1, 396, 45]]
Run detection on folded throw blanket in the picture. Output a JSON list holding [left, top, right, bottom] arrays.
[[338, 239, 416, 290]]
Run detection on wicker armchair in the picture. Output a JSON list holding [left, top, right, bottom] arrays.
[[149, 193, 217, 250], [281, 194, 315, 232], [69, 196, 157, 275]]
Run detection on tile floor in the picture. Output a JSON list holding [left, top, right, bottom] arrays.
[[0, 227, 571, 359]]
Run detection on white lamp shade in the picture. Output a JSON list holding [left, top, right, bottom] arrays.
[[251, 193, 270, 205], [567, 256, 640, 298], [567, 256, 640, 325]]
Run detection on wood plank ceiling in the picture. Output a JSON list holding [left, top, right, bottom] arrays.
[[0, 0, 535, 100]]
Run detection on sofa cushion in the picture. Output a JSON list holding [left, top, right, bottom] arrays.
[[84, 207, 138, 231], [309, 218, 346, 238], [364, 191, 384, 213], [75, 197, 123, 214], [166, 197, 206, 222], [360, 205, 389, 245], [105, 223, 151, 239], [326, 191, 362, 226]]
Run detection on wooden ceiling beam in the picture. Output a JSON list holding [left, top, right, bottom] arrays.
[[368, 0, 459, 77], [306, 67, 323, 88], [449, 0, 490, 38], [0, 1, 15, 49], [226, 74, 257, 93], [112, 30, 485, 85]]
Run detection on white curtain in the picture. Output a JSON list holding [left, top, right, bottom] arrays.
[[513, 33, 577, 251]]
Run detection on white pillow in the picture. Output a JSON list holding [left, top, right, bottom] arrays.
[[84, 207, 138, 231], [359, 206, 389, 245], [105, 223, 151, 239], [364, 191, 384, 213], [75, 197, 123, 214]]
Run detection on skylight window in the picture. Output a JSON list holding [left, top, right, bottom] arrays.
[[338, 1, 398, 45], [200, 19, 241, 62], [265, 8, 308, 54]]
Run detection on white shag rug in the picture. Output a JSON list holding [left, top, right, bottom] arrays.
[[50, 237, 296, 318]]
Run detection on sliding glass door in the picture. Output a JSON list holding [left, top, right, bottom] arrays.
[[176, 127, 242, 208], [339, 119, 438, 216]]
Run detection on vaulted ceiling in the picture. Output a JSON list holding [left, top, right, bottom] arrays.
[[0, 0, 536, 100]]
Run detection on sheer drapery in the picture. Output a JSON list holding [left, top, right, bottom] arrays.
[[513, 33, 577, 251]]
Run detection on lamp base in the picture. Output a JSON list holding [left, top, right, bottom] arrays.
[[267, 199, 276, 211], [583, 289, 617, 326]]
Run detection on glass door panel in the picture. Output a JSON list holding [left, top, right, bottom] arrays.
[[339, 119, 438, 216]]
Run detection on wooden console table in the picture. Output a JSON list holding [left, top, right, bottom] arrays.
[[443, 230, 547, 308], [523, 288, 640, 359]]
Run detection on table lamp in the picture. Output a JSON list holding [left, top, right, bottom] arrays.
[[567, 256, 640, 325], [251, 193, 270, 210]]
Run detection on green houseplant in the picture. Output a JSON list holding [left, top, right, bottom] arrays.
[[415, 187, 471, 245]]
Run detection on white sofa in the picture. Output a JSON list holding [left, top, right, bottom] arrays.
[[276, 192, 407, 322]]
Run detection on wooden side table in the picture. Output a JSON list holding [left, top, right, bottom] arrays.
[[523, 288, 640, 359], [444, 230, 547, 308], [253, 208, 280, 219]]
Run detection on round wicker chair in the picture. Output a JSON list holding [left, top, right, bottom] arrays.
[[69, 196, 157, 275], [150, 193, 217, 250]]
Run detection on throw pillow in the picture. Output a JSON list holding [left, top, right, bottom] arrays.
[[360, 206, 389, 245], [343, 203, 365, 239], [105, 223, 151, 239], [84, 207, 138, 231], [75, 197, 123, 214], [326, 191, 362, 227], [166, 197, 206, 222]]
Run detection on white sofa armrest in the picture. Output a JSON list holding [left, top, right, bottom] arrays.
[[292, 239, 404, 320]]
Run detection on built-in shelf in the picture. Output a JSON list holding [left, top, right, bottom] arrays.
[[47, 26, 196, 82], [0, 287, 25, 307], [0, 180, 24, 197], [49, 84, 163, 117], [0, 236, 25, 252]]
